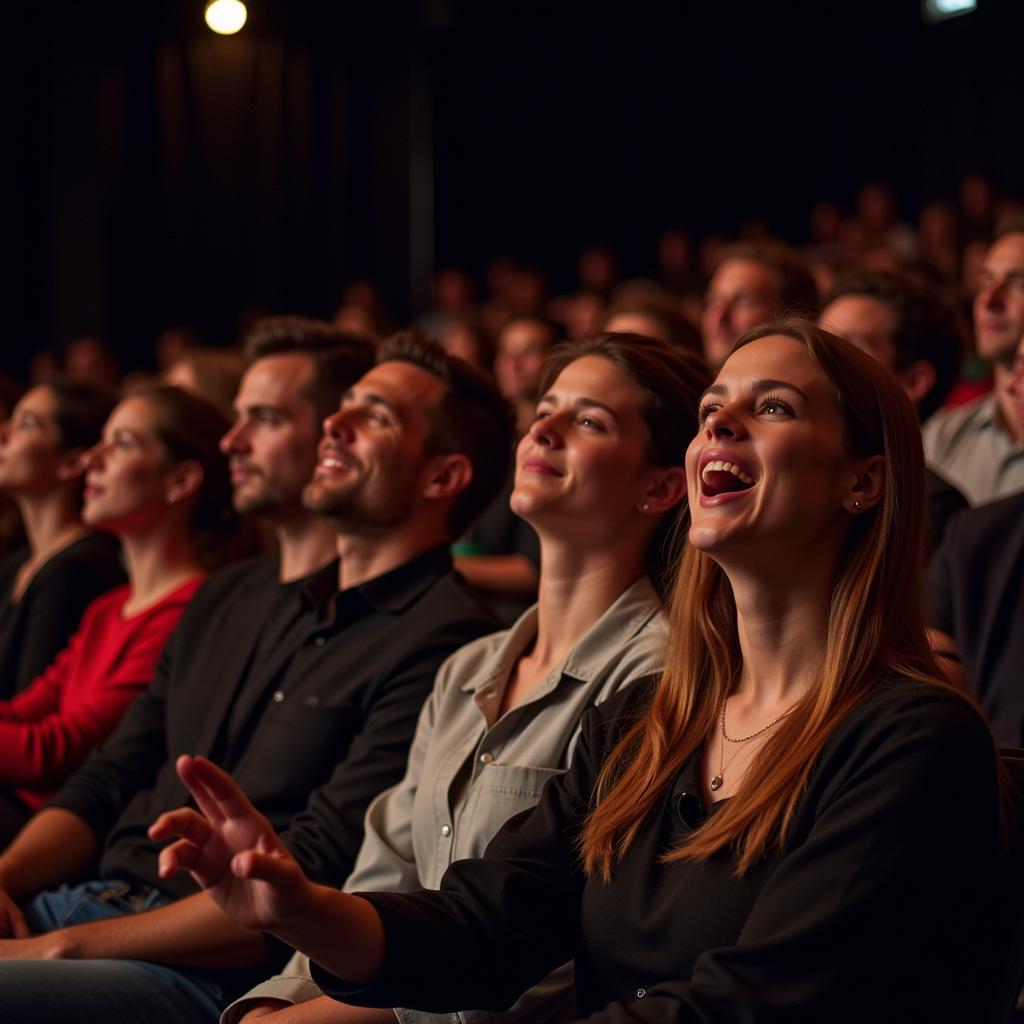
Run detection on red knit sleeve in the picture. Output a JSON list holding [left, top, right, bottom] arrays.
[[0, 580, 200, 793]]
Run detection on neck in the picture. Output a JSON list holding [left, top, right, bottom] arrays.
[[335, 523, 449, 591], [531, 534, 646, 666], [723, 539, 841, 708], [16, 490, 86, 560], [273, 512, 338, 583], [992, 362, 1024, 444], [120, 519, 204, 611]]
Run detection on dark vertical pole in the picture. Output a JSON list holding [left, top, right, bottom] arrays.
[[408, 15, 434, 318]]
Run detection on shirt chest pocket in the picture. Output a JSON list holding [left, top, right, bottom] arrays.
[[455, 763, 565, 861], [272, 698, 356, 736]]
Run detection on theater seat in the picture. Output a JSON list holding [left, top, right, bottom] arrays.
[[991, 748, 1024, 1024]]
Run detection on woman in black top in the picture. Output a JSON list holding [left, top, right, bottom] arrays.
[[153, 320, 1011, 1023], [0, 380, 125, 703]]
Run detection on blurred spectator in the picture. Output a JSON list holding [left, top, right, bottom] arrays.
[[153, 327, 196, 374], [602, 286, 703, 356], [561, 291, 606, 341], [657, 228, 701, 296], [28, 351, 60, 386], [64, 337, 119, 390], [493, 314, 562, 436], [439, 317, 494, 373], [926, 332, 1024, 744], [0, 379, 125, 702], [332, 279, 396, 341], [918, 202, 961, 283], [960, 172, 996, 241], [578, 245, 619, 297], [856, 182, 919, 264], [418, 267, 477, 337], [701, 240, 817, 370], [923, 219, 1024, 503], [819, 268, 968, 551], [164, 348, 246, 418]]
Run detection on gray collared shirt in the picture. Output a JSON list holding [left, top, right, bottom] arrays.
[[222, 577, 667, 1024], [922, 392, 1024, 505]]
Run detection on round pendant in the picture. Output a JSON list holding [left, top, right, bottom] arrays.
[[710, 774, 723, 791]]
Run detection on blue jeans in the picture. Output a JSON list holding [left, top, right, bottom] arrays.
[[0, 880, 268, 1023]]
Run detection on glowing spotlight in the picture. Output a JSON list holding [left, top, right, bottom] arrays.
[[205, 0, 247, 35]]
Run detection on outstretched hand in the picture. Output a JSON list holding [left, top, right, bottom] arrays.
[[148, 755, 315, 932]]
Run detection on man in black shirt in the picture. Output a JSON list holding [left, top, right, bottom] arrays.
[[0, 330, 510, 1023]]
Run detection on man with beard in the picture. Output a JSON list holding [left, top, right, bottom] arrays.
[[0, 330, 508, 1024]]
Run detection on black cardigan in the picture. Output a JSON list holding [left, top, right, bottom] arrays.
[[317, 675, 1010, 1024], [0, 533, 124, 701]]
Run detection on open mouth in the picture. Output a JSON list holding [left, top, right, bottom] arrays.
[[700, 459, 756, 498]]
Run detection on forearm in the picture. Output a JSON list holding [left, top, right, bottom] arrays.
[[237, 999, 395, 1024], [51, 890, 269, 968], [0, 807, 98, 898], [272, 887, 385, 987]]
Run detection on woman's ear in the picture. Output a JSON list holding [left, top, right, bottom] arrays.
[[638, 465, 687, 516], [844, 454, 885, 514], [165, 460, 204, 506]]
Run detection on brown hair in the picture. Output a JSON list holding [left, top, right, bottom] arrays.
[[580, 317, 968, 880], [137, 385, 240, 569], [375, 330, 516, 537], [244, 316, 375, 423]]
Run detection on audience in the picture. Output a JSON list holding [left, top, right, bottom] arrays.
[[0, 330, 507, 1023], [152, 319, 1011, 1024], [700, 241, 818, 371], [0, 385, 235, 840], [0, 380, 125, 702], [927, 329, 1024, 746], [923, 219, 1024, 503], [213, 331, 708, 1024], [0, 172, 1021, 1021], [818, 268, 968, 550]]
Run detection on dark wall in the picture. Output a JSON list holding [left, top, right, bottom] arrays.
[[4, 0, 1022, 374]]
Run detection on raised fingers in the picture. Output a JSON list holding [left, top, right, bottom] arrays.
[[148, 806, 214, 846], [178, 755, 261, 824]]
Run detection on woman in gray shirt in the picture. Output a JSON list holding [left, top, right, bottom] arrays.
[[165, 333, 710, 1024]]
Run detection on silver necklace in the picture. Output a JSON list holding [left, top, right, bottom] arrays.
[[710, 698, 797, 792]]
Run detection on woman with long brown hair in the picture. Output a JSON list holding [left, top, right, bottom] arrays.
[[152, 320, 1010, 1023]]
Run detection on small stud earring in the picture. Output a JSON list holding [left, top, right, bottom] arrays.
[[852, 500, 862, 513], [641, 502, 651, 513]]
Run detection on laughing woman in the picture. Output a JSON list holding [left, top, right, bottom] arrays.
[[155, 321, 1010, 1024], [0, 386, 234, 842]]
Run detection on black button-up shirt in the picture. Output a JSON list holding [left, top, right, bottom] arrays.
[[51, 547, 497, 899]]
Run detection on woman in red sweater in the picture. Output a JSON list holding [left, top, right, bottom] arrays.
[[0, 385, 237, 841]]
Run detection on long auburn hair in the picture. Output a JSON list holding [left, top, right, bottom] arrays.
[[580, 317, 963, 880]]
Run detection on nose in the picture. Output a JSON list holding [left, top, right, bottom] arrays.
[[219, 419, 248, 455], [527, 411, 565, 449], [979, 278, 1006, 310], [703, 405, 746, 441], [323, 406, 354, 443], [81, 440, 107, 472]]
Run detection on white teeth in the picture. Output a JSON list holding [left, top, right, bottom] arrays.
[[701, 460, 755, 486], [321, 457, 346, 469]]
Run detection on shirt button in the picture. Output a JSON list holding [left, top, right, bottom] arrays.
[[272, 690, 285, 703], [440, 824, 452, 837], [314, 636, 326, 648], [636, 989, 647, 999], [479, 752, 494, 764]]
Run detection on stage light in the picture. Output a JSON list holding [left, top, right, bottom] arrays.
[[205, 0, 247, 35], [923, 0, 976, 23]]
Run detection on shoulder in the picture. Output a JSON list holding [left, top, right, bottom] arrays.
[[579, 676, 658, 756], [78, 583, 133, 621], [940, 491, 1024, 559], [922, 393, 991, 447], [410, 569, 499, 636], [32, 533, 124, 585], [815, 674, 995, 791], [188, 553, 278, 602]]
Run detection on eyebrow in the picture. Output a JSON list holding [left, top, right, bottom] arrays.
[[700, 378, 810, 403], [340, 389, 399, 417], [537, 393, 619, 419], [238, 403, 285, 417]]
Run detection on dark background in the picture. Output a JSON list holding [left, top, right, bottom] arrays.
[[5, 0, 1022, 374]]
